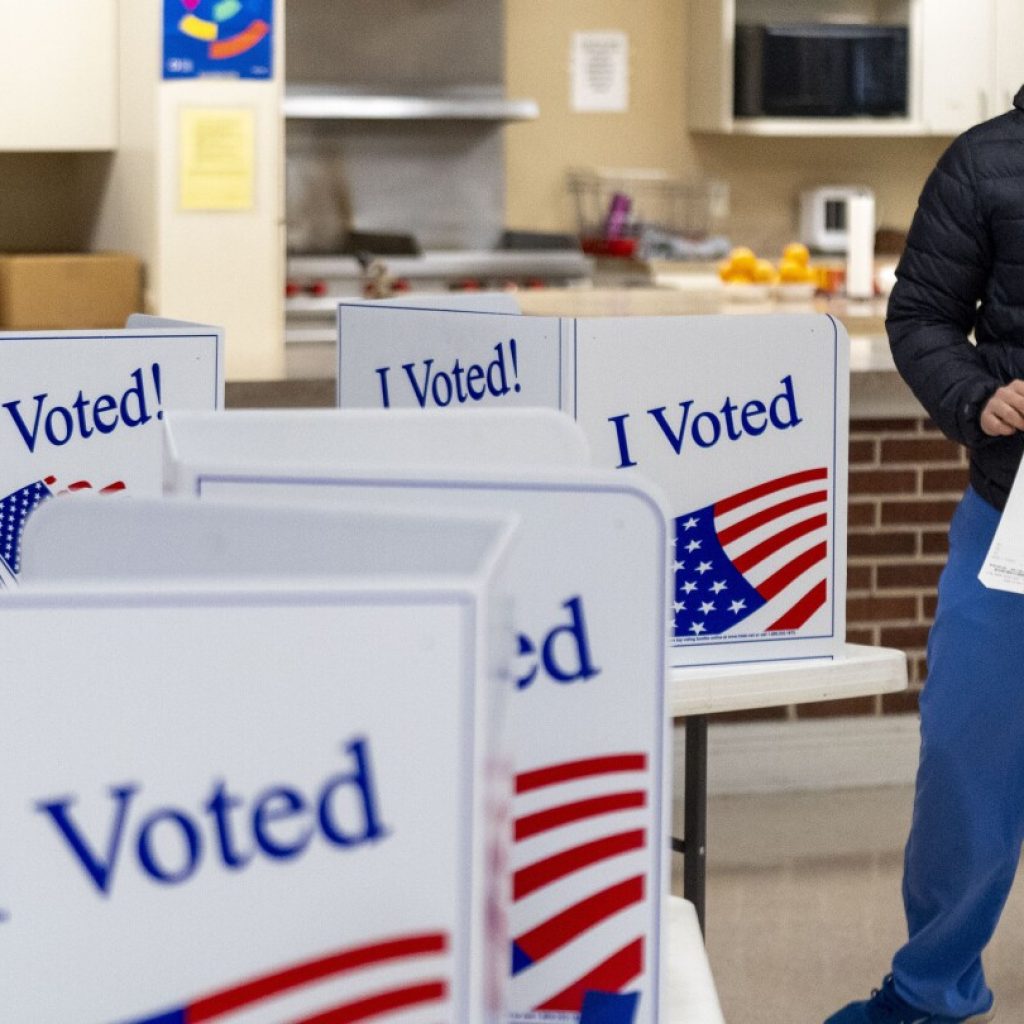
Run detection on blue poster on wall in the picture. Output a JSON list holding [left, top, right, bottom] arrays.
[[163, 0, 273, 80]]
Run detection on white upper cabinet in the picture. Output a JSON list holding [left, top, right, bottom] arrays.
[[687, 0, 735, 133], [0, 0, 117, 151], [920, 0, 995, 132], [921, 0, 1024, 133], [994, 0, 1024, 115]]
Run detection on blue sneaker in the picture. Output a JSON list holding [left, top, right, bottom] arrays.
[[824, 976, 995, 1023]]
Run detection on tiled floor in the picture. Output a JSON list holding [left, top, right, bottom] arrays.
[[689, 786, 1024, 1023]]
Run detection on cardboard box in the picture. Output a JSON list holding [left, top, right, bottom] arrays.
[[0, 252, 142, 329]]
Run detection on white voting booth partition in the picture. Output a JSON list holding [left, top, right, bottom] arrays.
[[159, 409, 671, 1024], [338, 303, 568, 411], [333, 303, 862, 954], [0, 315, 223, 587], [162, 407, 589, 491], [571, 314, 849, 669], [362, 293, 523, 314], [336, 304, 849, 671], [14, 498, 516, 1024]]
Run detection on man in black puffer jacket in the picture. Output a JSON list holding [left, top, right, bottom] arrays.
[[825, 94, 1024, 1024]]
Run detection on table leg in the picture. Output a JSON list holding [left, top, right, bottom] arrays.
[[682, 714, 708, 934]]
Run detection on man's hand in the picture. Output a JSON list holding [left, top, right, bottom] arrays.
[[980, 380, 1024, 436]]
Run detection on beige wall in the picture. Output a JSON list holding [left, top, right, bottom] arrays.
[[505, 0, 953, 251], [505, 0, 696, 234]]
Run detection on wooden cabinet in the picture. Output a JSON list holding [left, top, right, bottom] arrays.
[[0, 0, 117, 151]]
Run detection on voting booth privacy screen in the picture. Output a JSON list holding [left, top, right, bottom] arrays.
[[572, 314, 848, 667], [160, 417, 670, 1024], [338, 304, 567, 412], [337, 305, 849, 667], [163, 407, 591, 487], [6, 501, 516, 1024], [0, 321, 222, 586]]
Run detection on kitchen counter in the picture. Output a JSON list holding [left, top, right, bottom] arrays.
[[516, 285, 887, 339], [514, 286, 915, 417], [280, 284, 919, 418]]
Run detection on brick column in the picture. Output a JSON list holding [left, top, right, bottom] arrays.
[[717, 417, 970, 724], [799, 417, 969, 719]]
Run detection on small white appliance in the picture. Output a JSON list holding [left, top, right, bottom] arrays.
[[800, 186, 875, 254]]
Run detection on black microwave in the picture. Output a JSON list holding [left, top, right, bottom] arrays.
[[734, 23, 908, 118]]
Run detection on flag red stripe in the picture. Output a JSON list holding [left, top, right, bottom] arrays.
[[756, 542, 828, 602], [100, 481, 127, 493], [514, 830, 646, 901], [732, 514, 828, 574], [515, 791, 647, 841], [714, 468, 828, 516], [716, 490, 828, 546], [516, 875, 645, 964], [293, 980, 448, 1024], [187, 933, 447, 1021], [536, 938, 644, 1013], [516, 754, 647, 794], [767, 579, 828, 631]]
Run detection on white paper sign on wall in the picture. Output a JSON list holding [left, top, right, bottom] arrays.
[[163, 460, 670, 1024], [7, 509, 514, 1024], [0, 319, 223, 586], [337, 304, 566, 412], [571, 31, 630, 113], [570, 313, 849, 667]]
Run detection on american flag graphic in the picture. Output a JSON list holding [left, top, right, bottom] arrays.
[[671, 468, 830, 641], [0, 477, 56, 586], [509, 754, 649, 1023], [0, 476, 126, 587], [122, 931, 451, 1024]]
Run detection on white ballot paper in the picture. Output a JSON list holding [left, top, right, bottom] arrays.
[[980, 464, 1024, 593]]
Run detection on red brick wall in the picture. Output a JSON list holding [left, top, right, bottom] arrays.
[[834, 417, 968, 713], [719, 416, 969, 724]]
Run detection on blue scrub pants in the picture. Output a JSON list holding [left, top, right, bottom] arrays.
[[892, 486, 1024, 1018]]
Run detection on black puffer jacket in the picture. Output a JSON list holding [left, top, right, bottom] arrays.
[[888, 86, 1024, 511]]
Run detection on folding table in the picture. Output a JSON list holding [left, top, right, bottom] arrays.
[[670, 643, 909, 932]]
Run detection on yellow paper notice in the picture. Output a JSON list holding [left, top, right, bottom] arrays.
[[179, 108, 255, 211]]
